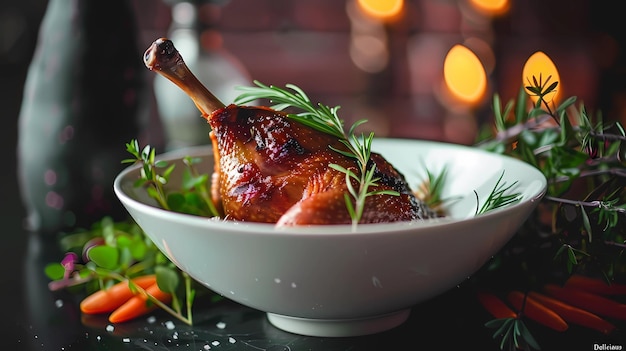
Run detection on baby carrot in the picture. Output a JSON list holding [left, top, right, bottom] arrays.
[[528, 291, 616, 335], [80, 275, 157, 314], [108, 282, 172, 323], [476, 291, 517, 319], [507, 290, 568, 332], [564, 274, 626, 295], [544, 283, 626, 321]]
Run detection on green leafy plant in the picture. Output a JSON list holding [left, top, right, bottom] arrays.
[[44, 217, 211, 325], [474, 76, 626, 350], [122, 139, 220, 218], [479, 78, 626, 276]]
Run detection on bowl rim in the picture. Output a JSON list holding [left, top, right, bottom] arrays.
[[113, 138, 547, 236]]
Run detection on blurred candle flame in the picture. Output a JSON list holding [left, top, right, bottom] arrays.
[[357, 0, 403, 21], [443, 44, 487, 106], [469, 0, 510, 16], [522, 51, 561, 104]]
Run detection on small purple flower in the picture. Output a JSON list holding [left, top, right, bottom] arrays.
[[61, 252, 78, 280], [48, 252, 83, 291]]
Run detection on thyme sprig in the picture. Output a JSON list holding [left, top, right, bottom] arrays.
[[122, 139, 220, 218], [235, 80, 399, 227]]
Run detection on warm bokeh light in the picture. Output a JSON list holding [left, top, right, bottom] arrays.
[[463, 37, 496, 75], [443, 44, 487, 106], [357, 0, 404, 21], [350, 34, 389, 73], [522, 51, 561, 103], [469, 0, 510, 16]]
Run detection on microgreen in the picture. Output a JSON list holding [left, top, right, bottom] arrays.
[[123, 139, 220, 218], [122, 139, 171, 209], [44, 217, 215, 325], [235, 80, 399, 228]]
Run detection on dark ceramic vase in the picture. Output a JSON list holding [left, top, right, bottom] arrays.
[[17, 0, 146, 234]]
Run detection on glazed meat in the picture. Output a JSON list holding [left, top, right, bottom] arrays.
[[207, 104, 433, 225], [144, 38, 435, 226]]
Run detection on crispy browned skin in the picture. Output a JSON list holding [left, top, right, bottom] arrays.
[[208, 104, 431, 224], [144, 38, 434, 225]]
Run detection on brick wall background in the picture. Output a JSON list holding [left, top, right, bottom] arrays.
[[127, 0, 624, 146], [3, 0, 625, 149]]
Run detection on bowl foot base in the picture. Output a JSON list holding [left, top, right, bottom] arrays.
[[266, 309, 410, 337]]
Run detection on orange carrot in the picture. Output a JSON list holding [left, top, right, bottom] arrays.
[[476, 291, 517, 319], [80, 275, 157, 314], [528, 291, 616, 335], [564, 274, 626, 295], [544, 283, 626, 321], [507, 290, 568, 332], [108, 282, 172, 323]]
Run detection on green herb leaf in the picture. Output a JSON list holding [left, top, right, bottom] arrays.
[[475, 171, 522, 215], [44, 263, 66, 280], [87, 246, 119, 270], [155, 266, 180, 294]]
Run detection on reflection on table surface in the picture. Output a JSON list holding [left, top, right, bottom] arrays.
[[0, 232, 621, 351]]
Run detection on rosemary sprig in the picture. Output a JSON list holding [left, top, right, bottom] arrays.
[[235, 80, 399, 227], [413, 164, 461, 216], [475, 171, 522, 215], [485, 317, 540, 351]]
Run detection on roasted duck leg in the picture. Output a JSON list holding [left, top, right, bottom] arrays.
[[144, 38, 435, 225]]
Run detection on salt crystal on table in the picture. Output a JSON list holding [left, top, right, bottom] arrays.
[[105, 325, 114, 333], [229, 337, 236, 344], [216, 322, 226, 329], [55, 299, 63, 308], [146, 316, 156, 324], [122, 338, 131, 343], [212, 340, 220, 346], [164, 321, 175, 330]]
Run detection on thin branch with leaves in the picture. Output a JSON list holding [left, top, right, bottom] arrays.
[[474, 75, 626, 350]]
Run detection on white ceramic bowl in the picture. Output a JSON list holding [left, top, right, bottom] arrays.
[[113, 138, 546, 337]]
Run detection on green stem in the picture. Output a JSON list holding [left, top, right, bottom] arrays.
[[99, 271, 193, 325], [186, 162, 219, 217], [544, 196, 626, 214], [184, 272, 194, 325]]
